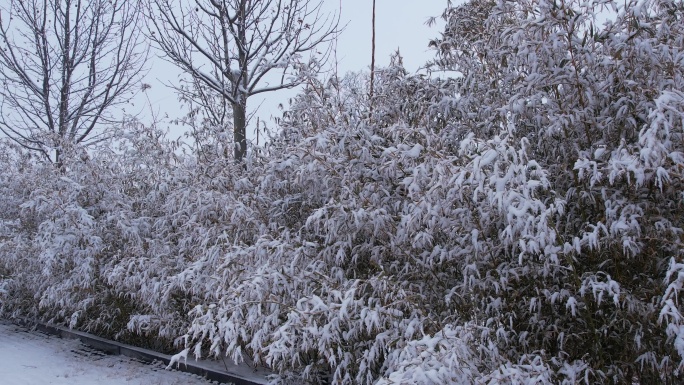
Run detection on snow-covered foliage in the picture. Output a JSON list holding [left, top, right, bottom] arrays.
[[0, 123, 182, 342], [1, 0, 684, 384]]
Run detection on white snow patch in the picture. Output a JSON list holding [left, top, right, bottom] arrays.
[[0, 322, 216, 385]]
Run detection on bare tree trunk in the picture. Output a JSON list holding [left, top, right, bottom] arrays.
[[55, 148, 62, 170], [232, 101, 247, 162]]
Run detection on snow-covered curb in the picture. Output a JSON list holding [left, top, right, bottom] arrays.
[[11, 319, 269, 385]]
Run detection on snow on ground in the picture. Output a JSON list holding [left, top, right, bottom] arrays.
[[0, 321, 217, 385]]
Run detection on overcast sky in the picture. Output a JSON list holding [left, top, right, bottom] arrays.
[[142, 0, 451, 140], [330, 0, 447, 73]]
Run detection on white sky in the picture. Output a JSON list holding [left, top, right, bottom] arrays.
[[141, 0, 451, 140]]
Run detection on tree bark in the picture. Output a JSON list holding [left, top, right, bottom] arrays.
[[232, 101, 247, 162]]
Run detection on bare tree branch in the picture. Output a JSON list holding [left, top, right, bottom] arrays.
[[0, 0, 148, 165]]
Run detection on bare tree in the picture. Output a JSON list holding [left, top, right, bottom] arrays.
[[147, 0, 339, 162], [0, 0, 148, 165]]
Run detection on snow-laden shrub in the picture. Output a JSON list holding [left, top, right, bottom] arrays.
[[1, 0, 684, 384], [0, 122, 182, 342], [423, 0, 684, 382], [166, 1, 684, 383]]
